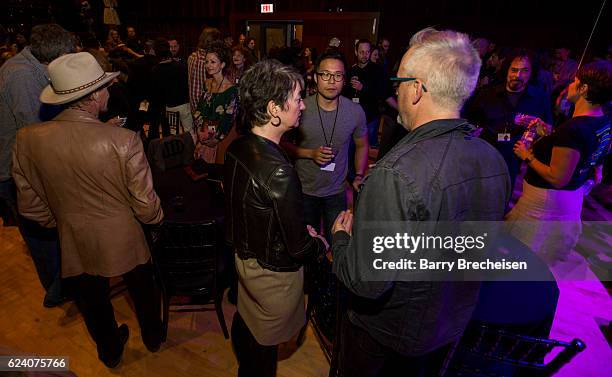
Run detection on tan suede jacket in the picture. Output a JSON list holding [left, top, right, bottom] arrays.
[[12, 109, 163, 278]]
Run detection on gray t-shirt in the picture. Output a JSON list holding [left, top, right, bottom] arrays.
[[294, 95, 367, 197]]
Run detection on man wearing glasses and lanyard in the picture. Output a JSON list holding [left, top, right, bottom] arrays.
[[282, 51, 369, 243]]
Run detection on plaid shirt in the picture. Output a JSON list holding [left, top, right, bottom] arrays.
[[187, 49, 207, 114]]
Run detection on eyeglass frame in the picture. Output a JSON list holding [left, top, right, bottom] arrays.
[[316, 71, 345, 82], [390, 77, 428, 92]]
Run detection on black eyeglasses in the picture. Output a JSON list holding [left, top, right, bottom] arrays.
[[317, 71, 345, 82], [390, 77, 428, 92]]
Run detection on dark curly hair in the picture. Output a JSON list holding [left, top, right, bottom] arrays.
[[577, 60, 612, 105], [239, 59, 304, 128]]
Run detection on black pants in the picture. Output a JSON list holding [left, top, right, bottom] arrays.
[[231, 311, 278, 377], [66, 262, 162, 362], [337, 318, 453, 377], [302, 192, 346, 244]]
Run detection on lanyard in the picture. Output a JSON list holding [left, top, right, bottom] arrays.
[[315, 94, 340, 146]]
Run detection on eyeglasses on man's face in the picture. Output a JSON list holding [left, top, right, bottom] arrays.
[[317, 71, 345, 82], [390, 77, 428, 92]]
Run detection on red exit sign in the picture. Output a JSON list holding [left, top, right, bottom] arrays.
[[260, 3, 274, 13]]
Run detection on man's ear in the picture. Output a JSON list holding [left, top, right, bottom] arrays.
[[412, 82, 424, 105]]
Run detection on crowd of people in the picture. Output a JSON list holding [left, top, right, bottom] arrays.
[[0, 18, 611, 377]]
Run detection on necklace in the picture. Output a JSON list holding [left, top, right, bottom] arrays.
[[316, 93, 340, 147], [205, 76, 225, 106]]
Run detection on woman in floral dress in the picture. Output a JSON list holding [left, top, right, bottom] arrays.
[[194, 43, 238, 163]]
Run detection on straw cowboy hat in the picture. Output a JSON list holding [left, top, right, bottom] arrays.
[[40, 52, 119, 105]]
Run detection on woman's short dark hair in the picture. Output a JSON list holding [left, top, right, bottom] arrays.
[[239, 59, 304, 128], [577, 61, 612, 105], [29, 24, 75, 64]]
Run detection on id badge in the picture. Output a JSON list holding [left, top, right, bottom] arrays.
[[321, 162, 336, 172], [497, 133, 511, 142], [352, 97, 360, 104]]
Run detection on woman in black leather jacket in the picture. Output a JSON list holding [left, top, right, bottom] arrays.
[[223, 59, 328, 377]]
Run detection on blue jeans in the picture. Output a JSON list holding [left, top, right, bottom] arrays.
[[302, 192, 346, 244], [1, 178, 62, 305]]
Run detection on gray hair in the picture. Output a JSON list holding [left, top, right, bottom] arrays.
[[29, 24, 75, 64], [402, 28, 481, 111], [239, 59, 304, 128]]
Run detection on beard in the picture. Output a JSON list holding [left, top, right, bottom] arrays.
[[507, 80, 526, 92]]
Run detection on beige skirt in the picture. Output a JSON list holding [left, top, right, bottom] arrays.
[[505, 181, 583, 263], [235, 255, 306, 346]]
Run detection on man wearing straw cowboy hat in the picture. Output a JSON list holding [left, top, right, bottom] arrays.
[[12, 52, 164, 368]]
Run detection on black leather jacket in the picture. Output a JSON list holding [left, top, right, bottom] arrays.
[[224, 133, 326, 272]]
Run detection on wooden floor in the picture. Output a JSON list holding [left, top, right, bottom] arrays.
[[0, 220, 329, 377], [1, 188, 611, 376]]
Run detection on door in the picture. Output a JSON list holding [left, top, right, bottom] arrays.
[[246, 21, 302, 58]]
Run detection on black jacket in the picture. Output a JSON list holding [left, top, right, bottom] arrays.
[[224, 133, 326, 272], [333, 119, 511, 356]]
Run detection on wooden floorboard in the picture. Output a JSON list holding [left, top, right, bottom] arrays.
[[1, 209, 610, 376], [0, 221, 329, 377]]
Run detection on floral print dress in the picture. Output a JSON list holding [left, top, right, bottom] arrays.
[[194, 85, 238, 163]]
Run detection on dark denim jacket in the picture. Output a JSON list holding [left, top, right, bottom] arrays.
[[333, 119, 511, 356]]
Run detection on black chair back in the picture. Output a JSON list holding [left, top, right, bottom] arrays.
[[165, 110, 185, 135], [147, 133, 194, 172], [150, 221, 229, 340], [445, 323, 586, 377]]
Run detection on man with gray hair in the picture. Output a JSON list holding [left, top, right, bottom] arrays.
[[0, 23, 74, 307], [331, 28, 510, 375]]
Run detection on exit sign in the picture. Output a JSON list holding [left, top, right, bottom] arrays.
[[261, 3, 274, 13]]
